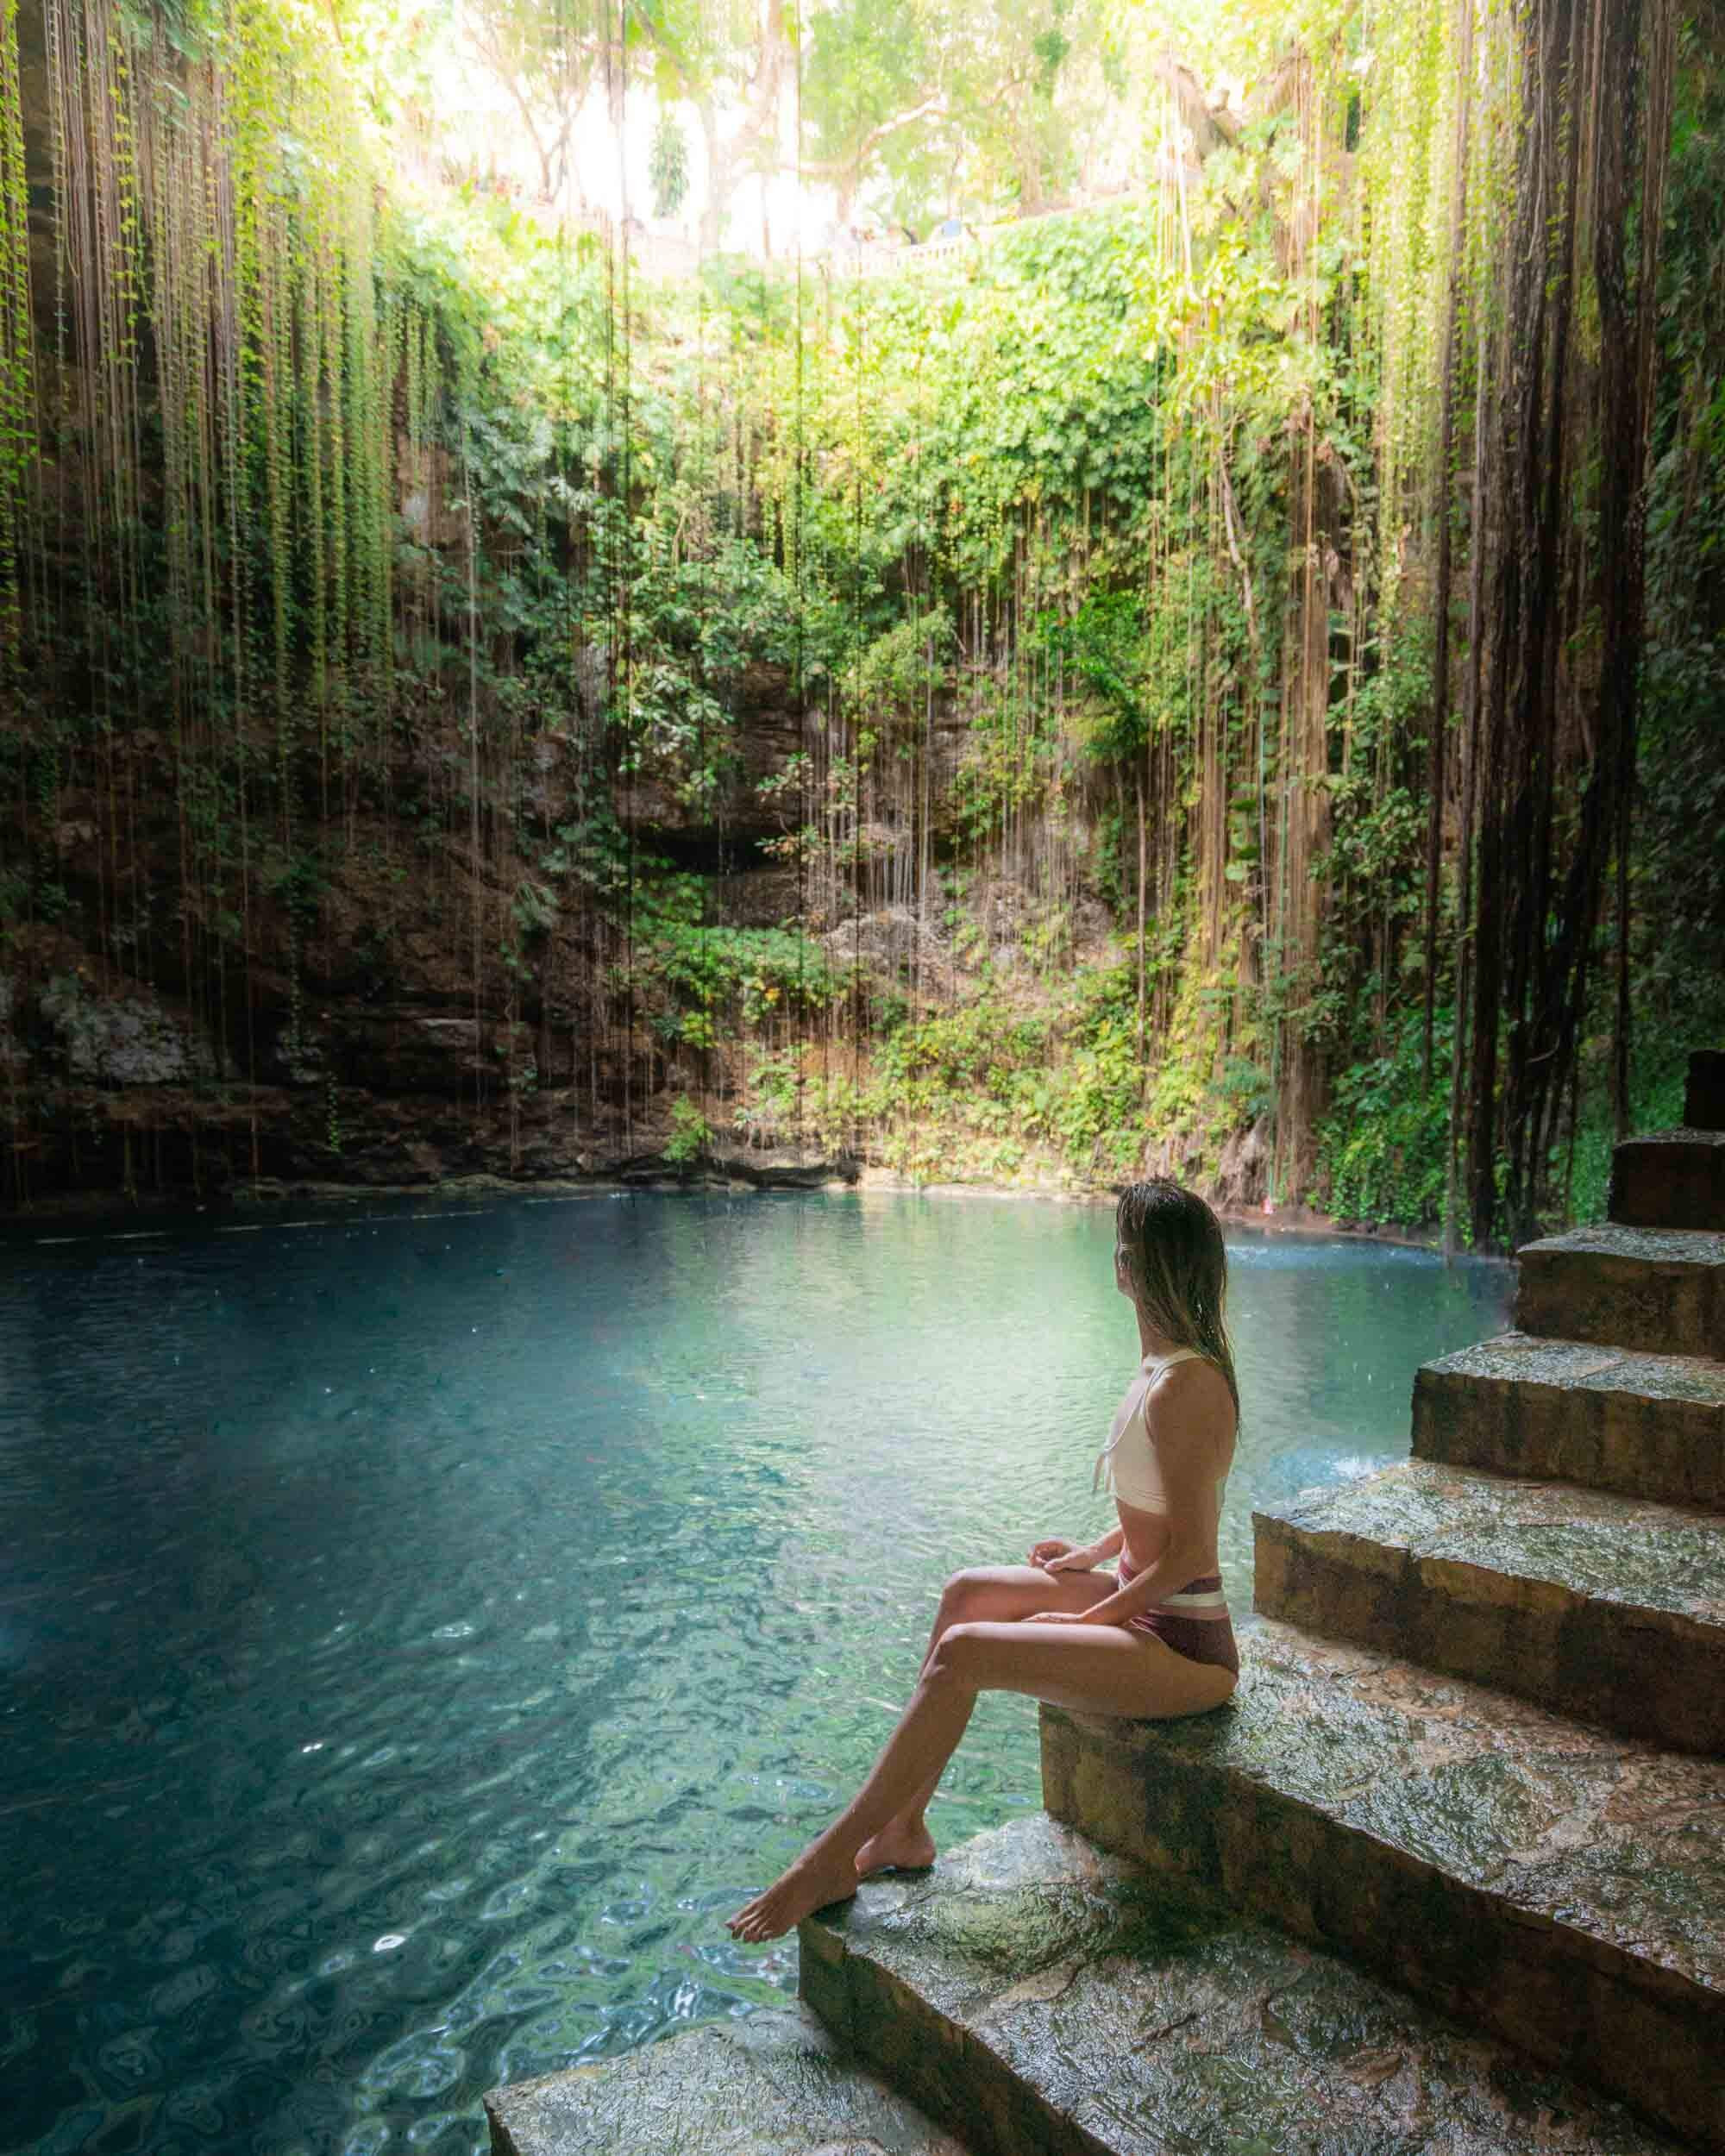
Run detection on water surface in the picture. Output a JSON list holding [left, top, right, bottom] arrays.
[[1, 1190, 1511, 2154]]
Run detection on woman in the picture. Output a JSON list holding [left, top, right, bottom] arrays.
[[726, 1177, 1240, 1944]]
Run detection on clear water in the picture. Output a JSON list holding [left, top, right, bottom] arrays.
[[2, 1190, 1512, 2155]]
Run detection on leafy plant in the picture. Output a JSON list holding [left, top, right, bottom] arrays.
[[1316, 1012, 1454, 1230], [663, 1094, 713, 1166], [649, 110, 689, 221]]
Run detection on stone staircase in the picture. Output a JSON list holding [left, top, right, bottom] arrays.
[[487, 1050, 1725, 2153], [801, 1811, 1694, 2156]]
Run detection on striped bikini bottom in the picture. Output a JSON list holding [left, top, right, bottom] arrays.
[[1114, 1551, 1239, 1677]]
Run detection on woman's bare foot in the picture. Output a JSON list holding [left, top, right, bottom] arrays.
[[853, 1821, 936, 1877], [726, 1839, 861, 1943]]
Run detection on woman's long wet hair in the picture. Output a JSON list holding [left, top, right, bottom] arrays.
[[1115, 1179, 1241, 1426]]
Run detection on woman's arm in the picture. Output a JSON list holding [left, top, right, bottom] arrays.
[[1074, 1523, 1208, 1625], [1038, 1523, 1123, 1572]]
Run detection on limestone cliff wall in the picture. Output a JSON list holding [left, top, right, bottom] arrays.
[[1, 666, 894, 1206]]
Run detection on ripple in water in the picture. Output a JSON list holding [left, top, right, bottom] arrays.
[[0, 1191, 1511, 2153]]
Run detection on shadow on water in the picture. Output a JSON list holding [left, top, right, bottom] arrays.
[[0, 1191, 1513, 2154]]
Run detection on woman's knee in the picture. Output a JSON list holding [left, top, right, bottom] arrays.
[[925, 1620, 988, 1688], [944, 1565, 991, 1595], [939, 1568, 989, 1617]]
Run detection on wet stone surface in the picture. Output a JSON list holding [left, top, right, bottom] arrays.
[[1421, 1334, 1725, 1405], [803, 1815, 1692, 2156], [1515, 1227, 1725, 1359], [484, 2005, 969, 2156], [1610, 1131, 1725, 1234], [1252, 1459, 1725, 1750], [1048, 1620, 1725, 1982], [1264, 1457, 1725, 1617], [1412, 1334, 1725, 1507], [1521, 1227, 1725, 1265], [1039, 1621, 1725, 2147]]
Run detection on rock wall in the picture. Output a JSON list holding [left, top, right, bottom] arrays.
[[0, 663, 890, 1209]]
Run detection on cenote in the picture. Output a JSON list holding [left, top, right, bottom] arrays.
[[3, 1193, 1511, 2156]]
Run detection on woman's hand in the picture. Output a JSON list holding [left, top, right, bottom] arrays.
[[1028, 1537, 1096, 1575], [1024, 1609, 1089, 1625]]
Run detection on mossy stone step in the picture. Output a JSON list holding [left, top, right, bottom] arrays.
[[1039, 1619, 1725, 2151], [483, 2003, 969, 2156], [1610, 1131, 1725, 1232], [1515, 1226, 1725, 1359], [800, 1814, 1693, 2156], [1253, 1457, 1725, 1752], [1412, 1333, 1725, 1507]]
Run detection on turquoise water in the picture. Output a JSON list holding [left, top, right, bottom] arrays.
[[2, 1190, 1511, 2155]]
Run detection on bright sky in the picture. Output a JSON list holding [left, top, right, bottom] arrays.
[[402, 9, 844, 261]]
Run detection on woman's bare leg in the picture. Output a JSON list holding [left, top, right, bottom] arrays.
[[726, 1615, 1235, 1943], [855, 1564, 1117, 1877]]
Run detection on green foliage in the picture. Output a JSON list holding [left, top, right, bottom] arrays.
[[635, 874, 847, 1044], [1040, 592, 1149, 760], [857, 968, 1155, 1181], [852, 611, 957, 724], [1633, 40, 1725, 1150], [869, 997, 1051, 1103], [663, 1094, 713, 1165], [649, 110, 690, 221], [948, 683, 1065, 839], [732, 1047, 803, 1138], [1316, 1012, 1454, 1230], [1214, 1057, 1274, 1124], [800, 0, 1109, 229], [0, 0, 31, 673]]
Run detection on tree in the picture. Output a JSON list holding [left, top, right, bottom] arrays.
[[939, 0, 1103, 215], [465, 0, 606, 204], [638, 0, 794, 254], [798, 0, 1123, 232], [800, 0, 949, 229]]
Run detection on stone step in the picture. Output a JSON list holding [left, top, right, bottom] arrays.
[[1252, 1458, 1725, 1752], [1412, 1333, 1725, 1508], [800, 1813, 1694, 2156], [1611, 1131, 1725, 1232], [1515, 1226, 1725, 1359], [1688, 1051, 1725, 1132], [1039, 1619, 1725, 2152], [483, 2002, 969, 2156]]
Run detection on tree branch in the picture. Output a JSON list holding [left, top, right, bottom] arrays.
[[793, 94, 952, 183]]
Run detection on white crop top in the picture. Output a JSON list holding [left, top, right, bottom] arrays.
[[1092, 1348, 1232, 1514]]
